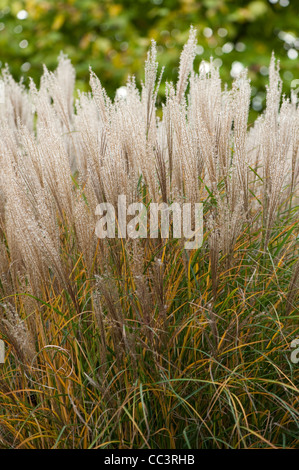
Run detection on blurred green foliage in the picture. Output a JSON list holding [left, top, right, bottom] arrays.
[[0, 0, 298, 110]]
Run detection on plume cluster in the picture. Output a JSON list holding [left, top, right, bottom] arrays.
[[0, 28, 298, 449]]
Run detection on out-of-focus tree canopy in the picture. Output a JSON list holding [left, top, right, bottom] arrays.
[[0, 0, 298, 110]]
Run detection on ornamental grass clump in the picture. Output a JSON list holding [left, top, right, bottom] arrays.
[[0, 28, 298, 449]]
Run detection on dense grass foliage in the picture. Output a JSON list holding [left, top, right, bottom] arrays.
[[0, 29, 298, 448]]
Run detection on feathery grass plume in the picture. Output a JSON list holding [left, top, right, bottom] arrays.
[[41, 54, 77, 172], [73, 90, 104, 187], [0, 66, 33, 135], [232, 70, 251, 217], [187, 59, 224, 191], [0, 302, 35, 364], [176, 26, 197, 103], [142, 39, 164, 138], [89, 69, 111, 125], [288, 100, 299, 205]]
